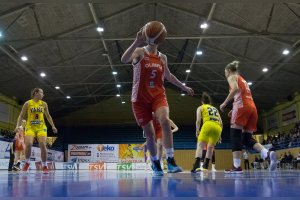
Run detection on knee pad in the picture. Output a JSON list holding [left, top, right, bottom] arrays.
[[242, 132, 257, 149], [230, 128, 243, 152]]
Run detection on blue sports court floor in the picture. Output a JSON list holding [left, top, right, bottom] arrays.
[[0, 170, 300, 200]]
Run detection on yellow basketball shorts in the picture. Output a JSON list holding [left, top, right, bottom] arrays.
[[198, 121, 222, 146], [25, 126, 47, 138]]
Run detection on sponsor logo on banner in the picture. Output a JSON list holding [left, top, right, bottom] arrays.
[[70, 145, 92, 150], [96, 144, 115, 152], [77, 158, 90, 163], [70, 151, 91, 156], [89, 162, 105, 170], [94, 144, 119, 163], [117, 163, 133, 170], [70, 157, 91, 163], [63, 162, 77, 170]]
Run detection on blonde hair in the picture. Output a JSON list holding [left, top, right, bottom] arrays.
[[226, 60, 240, 72]]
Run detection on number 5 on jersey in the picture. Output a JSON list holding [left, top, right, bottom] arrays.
[[149, 70, 157, 88]]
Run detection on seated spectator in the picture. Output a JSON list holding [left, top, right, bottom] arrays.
[[292, 151, 300, 169], [287, 151, 294, 164], [280, 152, 288, 168], [251, 155, 262, 169]]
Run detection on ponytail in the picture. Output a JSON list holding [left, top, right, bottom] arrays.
[[226, 60, 239, 72]]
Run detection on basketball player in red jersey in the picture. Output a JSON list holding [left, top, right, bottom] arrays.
[[121, 24, 193, 176], [12, 120, 26, 171], [220, 61, 276, 173]]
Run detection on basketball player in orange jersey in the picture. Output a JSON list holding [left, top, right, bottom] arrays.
[[12, 120, 26, 171], [121, 21, 194, 176], [220, 61, 276, 173], [16, 88, 57, 174]]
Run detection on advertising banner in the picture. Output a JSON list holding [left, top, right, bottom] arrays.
[[93, 144, 119, 163], [281, 104, 298, 126], [68, 144, 119, 163], [0, 140, 10, 159], [68, 144, 93, 163], [118, 144, 144, 163]]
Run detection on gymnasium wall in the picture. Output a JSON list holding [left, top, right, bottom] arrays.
[[175, 147, 300, 170], [262, 93, 300, 135], [56, 88, 232, 127], [0, 94, 21, 130]]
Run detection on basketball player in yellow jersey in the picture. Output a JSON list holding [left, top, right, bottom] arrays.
[[191, 92, 223, 173], [15, 88, 57, 174]]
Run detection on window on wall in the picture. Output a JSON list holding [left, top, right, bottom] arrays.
[[0, 102, 9, 123]]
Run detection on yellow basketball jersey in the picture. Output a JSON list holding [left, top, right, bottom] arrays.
[[201, 104, 221, 125], [26, 99, 46, 128]]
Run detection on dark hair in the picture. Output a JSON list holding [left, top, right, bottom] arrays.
[[31, 88, 42, 98], [225, 60, 239, 72], [202, 92, 212, 104]]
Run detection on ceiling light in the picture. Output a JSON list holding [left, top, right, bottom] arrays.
[[55, 86, 60, 90], [200, 23, 208, 29], [183, 83, 186, 86], [185, 69, 191, 73], [262, 68, 268, 72], [116, 94, 120, 97], [21, 56, 28, 61], [122, 101, 125, 104], [96, 27, 104, 32], [196, 51, 203, 55], [282, 49, 290, 55], [112, 71, 117, 75], [181, 93, 185, 96], [116, 84, 121, 88], [247, 82, 253, 86], [0, 32, 2, 38], [40, 72, 46, 77], [66, 96, 71, 99]]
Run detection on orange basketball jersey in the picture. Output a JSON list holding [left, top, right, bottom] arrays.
[[132, 47, 166, 103], [234, 75, 255, 107]]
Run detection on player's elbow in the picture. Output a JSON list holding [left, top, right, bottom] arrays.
[[121, 55, 131, 64], [120, 56, 128, 63]]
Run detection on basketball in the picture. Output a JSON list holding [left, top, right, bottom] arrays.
[[143, 21, 167, 45]]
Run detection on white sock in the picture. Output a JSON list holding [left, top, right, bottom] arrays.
[[165, 148, 174, 159], [261, 148, 268, 160], [233, 158, 241, 168], [200, 162, 204, 167], [212, 164, 216, 169], [150, 155, 158, 161], [42, 162, 47, 167], [160, 160, 164, 169]]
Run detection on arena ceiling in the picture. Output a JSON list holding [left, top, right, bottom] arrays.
[[0, 0, 300, 125]]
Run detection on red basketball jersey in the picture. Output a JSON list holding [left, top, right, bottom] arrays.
[[234, 75, 255, 107], [131, 48, 166, 103]]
